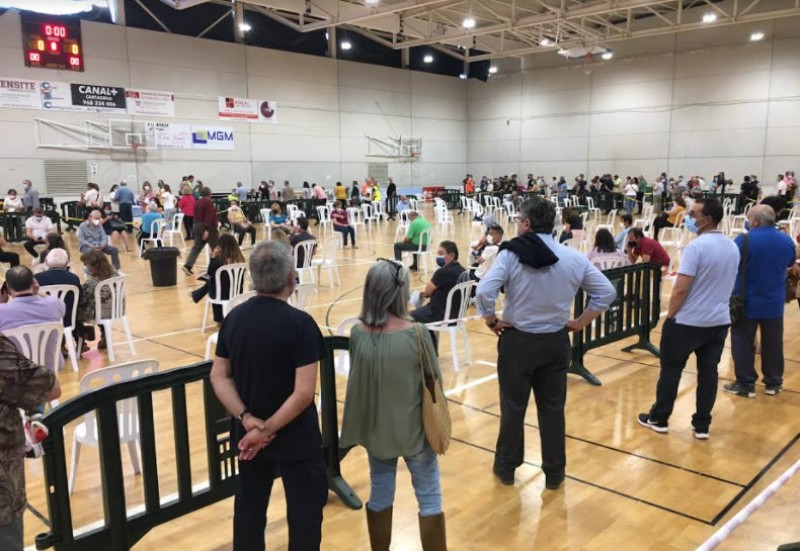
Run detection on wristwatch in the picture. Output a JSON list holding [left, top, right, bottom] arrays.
[[236, 407, 250, 423]]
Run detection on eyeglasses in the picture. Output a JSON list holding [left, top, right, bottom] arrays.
[[377, 258, 405, 287]]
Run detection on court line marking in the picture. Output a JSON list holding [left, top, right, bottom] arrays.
[[445, 373, 498, 397]]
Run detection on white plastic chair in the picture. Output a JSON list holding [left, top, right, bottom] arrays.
[[204, 290, 257, 360], [163, 212, 186, 248], [371, 202, 387, 223], [398, 210, 412, 226], [4, 322, 64, 408], [335, 317, 360, 376], [293, 240, 317, 285], [201, 263, 248, 333], [286, 204, 305, 225], [596, 211, 617, 234], [347, 207, 365, 234], [260, 208, 273, 241], [403, 227, 432, 275], [591, 258, 627, 271], [81, 276, 136, 362], [289, 283, 314, 310], [425, 280, 476, 371], [68, 359, 159, 495], [436, 209, 455, 238], [408, 198, 419, 211], [361, 203, 379, 226], [316, 205, 332, 237], [39, 284, 80, 372], [139, 219, 165, 255], [311, 234, 341, 287]]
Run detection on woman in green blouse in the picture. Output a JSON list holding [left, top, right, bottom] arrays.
[[340, 259, 447, 551]]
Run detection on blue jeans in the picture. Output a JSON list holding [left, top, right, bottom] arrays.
[[334, 225, 356, 246], [367, 441, 442, 516], [625, 197, 635, 214]]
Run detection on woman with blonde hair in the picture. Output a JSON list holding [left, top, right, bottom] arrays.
[[340, 259, 447, 551], [77, 248, 118, 351], [189, 233, 245, 324]]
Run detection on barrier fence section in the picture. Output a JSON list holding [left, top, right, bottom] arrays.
[[36, 338, 360, 551], [569, 263, 662, 385]]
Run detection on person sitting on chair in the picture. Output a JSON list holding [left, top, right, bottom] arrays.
[[189, 233, 245, 326], [22, 207, 53, 259], [393, 211, 431, 271], [289, 218, 317, 268], [587, 229, 630, 268], [227, 200, 257, 247], [410, 241, 465, 351], [652, 196, 686, 240], [471, 225, 504, 283], [76, 249, 119, 352], [396, 195, 410, 214], [138, 203, 163, 249], [269, 203, 291, 234], [77, 210, 120, 270], [559, 208, 584, 243]]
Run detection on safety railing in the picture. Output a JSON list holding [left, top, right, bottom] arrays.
[[569, 263, 662, 385], [36, 337, 360, 551]]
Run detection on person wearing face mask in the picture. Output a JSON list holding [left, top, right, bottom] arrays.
[[23, 208, 54, 258], [139, 182, 154, 209], [637, 198, 739, 440], [228, 200, 257, 247], [268, 203, 291, 234], [409, 240, 465, 352], [77, 209, 121, 270], [724, 205, 797, 399], [3, 188, 24, 212], [21, 179, 40, 211], [471, 225, 504, 284], [626, 228, 670, 269]]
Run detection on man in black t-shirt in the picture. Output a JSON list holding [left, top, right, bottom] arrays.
[[411, 240, 465, 351], [211, 240, 327, 551]]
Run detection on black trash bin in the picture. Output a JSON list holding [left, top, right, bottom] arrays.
[[143, 247, 181, 287]]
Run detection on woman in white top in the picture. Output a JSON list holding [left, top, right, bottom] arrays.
[[623, 179, 638, 215], [161, 183, 176, 222], [108, 184, 121, 213], [3, 188, 24, 212], [83, 183, 102, 209], [587, 228, 630, 270]]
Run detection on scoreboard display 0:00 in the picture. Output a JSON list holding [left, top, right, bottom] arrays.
[[21, 13, 84, 72]]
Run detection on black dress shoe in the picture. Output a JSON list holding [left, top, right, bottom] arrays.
[[545, 474, 565, 490], [493, 467, 514, 486]]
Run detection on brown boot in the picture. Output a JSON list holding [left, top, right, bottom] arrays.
[[419, 512, 447, 551], [366, 506, 392, 551]]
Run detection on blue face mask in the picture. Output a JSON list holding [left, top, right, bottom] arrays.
[[685, 216, 700, 234], [436, 255, 446, 267], [744, 220, 750, 231]]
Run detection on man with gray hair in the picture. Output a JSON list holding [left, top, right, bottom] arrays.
[[210, 240, 327, 550], [476, 196, 616, 489], [725, 204, 797, 398], [77, 210, 120, 269], [35, 248, 81, 329], [21, 179, 40, 211]]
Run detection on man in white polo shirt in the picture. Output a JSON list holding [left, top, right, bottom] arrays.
[[637, 197, 739, 440], [23, 207, 54, 258]]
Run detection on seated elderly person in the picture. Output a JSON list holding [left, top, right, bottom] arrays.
[[76, 248, 119, 351], [289, 218, 316, 268], [34, 248, 81, 329], [471, 225, 504, 283], [78, 209, 120, 270], [138, 203, 164, 248], [393, 211, 431, 271], [227, 200, 257, 247], [396, 195, 410, 213], [23, 207, 54, 258], [0, 266, 66, 371], [410, 240, 465, 350], [469, 214, 498, 265]]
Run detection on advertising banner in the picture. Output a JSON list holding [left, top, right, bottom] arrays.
[[38, 81, 80, 111], [126, 89, 176, 117], [70, 83, 126, 112], [153, 122, 193, 150], [0, 78, 39, 109], [191, 125, 235, 150], [219, 96, 277, 123]]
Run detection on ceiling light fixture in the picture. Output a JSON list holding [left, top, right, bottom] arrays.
[[702, 12, 717, 23], [540, 38, 552, 46], [239, 22, 252, 32], [423, 54, 434, 63], [601, 50, 613, 60], [462, 17, 476, 29], [340, 40, 352, 50], [365, 0, 379, 4], [459, 73, 468, 79], [488, 65, 498, 74], [750, 31, 765, 41]]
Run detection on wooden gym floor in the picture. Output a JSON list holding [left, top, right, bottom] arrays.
[[12, 206, 800, 551]]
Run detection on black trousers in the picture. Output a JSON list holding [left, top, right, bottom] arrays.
[[24, 239, 45, 257], [0, 248, 20, 267], [410, 305, 440, 352], [649, 319, 729, 431], [652, 215, 673, 240], [394, 242, 423, 267], [494, 328, 571, 478], [118, 203, 133, 233], [731, 317, 784, 389], [234, 224, 257, 245], [233, 453, 327, 551], [183, 215, 194, 240]]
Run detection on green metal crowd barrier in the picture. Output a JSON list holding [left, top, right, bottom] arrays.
[[569, 263, 662, 385], [35, 337, 360, 551]]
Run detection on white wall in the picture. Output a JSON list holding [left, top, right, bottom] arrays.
[[467, 17, 800, 192], [0, 11, 467, 197]]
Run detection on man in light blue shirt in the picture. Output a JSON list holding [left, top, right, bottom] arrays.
[[77, 209, 120, 269], [638, 197, 738, 440], [476, 197, 616, 489], [614, 213, 633, 250], [115, 181, 135, 234], [235, 182, 249, 203]]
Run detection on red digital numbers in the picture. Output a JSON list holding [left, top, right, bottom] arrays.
[[45, 25, 67, 38], [69, 56, 81, 67], [29, 52, 41, 63]]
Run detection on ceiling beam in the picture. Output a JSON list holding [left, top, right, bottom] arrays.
[[297, 0, 459, 31]]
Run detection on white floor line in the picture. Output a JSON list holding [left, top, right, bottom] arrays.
[[476, 360, 498, 367], [445, 372, 499, 397]]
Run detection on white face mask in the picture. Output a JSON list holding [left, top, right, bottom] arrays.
[[92, 219, 101, 226], [486, 234, 494, 245]]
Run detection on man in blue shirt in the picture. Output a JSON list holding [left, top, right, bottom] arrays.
[[614, 213, 633, 250], [638, 198, 738, 439], [138, 204, 164, 250], [476, 197, 616, 489], [115, 181, 135, 234], [235, 182, 249, 203], [725, 205, 797, 398], [78, 210, 120, 269]]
